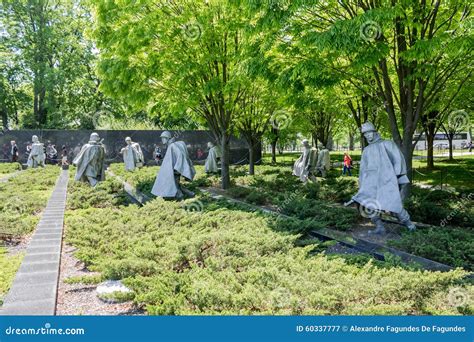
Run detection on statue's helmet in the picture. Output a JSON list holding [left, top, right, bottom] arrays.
[[160, 131, 172, 139], [90, 132, 100, 142], [301, 139, 309, 145], [125, 136, 132, 142], [32, 135, 38, 142], [207, 141, 214, 148], [361, 122, 376, 134]]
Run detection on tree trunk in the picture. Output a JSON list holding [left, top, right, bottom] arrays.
[[448, 137, 454, 161], [348, 132, 354, 150], [270, 128, 279, 164], [248, 142, 255, 175], [400, 140, 414, 200], [426, 132, 435, 169], [270, 141, 277, 164], [220, 133, 231, 189], [360, 133, 366, 151], [421, 110, 439, 170]]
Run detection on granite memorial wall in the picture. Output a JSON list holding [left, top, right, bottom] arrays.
[[0, 130, 261, 165]]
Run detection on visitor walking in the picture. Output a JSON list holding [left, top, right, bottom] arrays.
[[46, 143, 58, 164], [153, 144, 162, 165], [342, 152, 352, 176], [61, 145, 69, 170], [10, 140, 19, 163]]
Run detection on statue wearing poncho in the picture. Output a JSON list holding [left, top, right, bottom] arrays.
[[349, 122, 415, 234], [73, 132, 106, 187], [151, 131, 196, 199], [293, 139, 312, 182], [315, 144, 330, 177], [205, 142, 221, 174], [121, 137, 144, 171], [27, 135, 45, 168]]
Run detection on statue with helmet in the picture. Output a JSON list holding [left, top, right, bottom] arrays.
[[151, 131, 196, 199], [315, 143, 330, 177], [204, 141, 222, 174], [73, 132, 106, 187], [120, 137, 145, 171], [345, 122, 416, 234], [27, 135, 46, 168], [292, 139, 317, 182]]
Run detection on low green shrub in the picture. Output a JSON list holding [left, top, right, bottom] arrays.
[[227, 186, 252, 200], [67, 168, 129, 210], [279, 198, 359, 231], [388, 226, 474, 271], [316, 177, 358, 203], [0, 248, 23, 306], [64, 182, 471, 315], [0, 163, 22, 175], [64, 275, 103, 285], [0, 166, 59, 236], [406, 187, 474, 228]]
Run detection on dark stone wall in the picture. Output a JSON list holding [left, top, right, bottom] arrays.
[[0, 130, 261, 165]]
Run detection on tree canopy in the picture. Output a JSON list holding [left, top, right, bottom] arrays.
[[0, 0, 472, 189]]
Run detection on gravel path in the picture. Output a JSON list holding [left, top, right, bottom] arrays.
[[4, 234, 32, 256], [324, 242, 361, 255], [56, 243, 144, 316]]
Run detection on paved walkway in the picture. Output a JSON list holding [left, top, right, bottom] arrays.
[[0, 169, 69, 315]]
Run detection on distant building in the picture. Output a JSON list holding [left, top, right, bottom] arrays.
[[413, 132, 471, 151]]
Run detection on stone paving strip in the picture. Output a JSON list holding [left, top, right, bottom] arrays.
[[107, 169, 151, 205], [0, 169, 69, 315]]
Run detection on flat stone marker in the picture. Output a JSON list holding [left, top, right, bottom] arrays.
[[0, 169, 69, 315]]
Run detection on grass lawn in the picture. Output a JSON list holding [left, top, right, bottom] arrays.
[[412, 155, 474, 191]]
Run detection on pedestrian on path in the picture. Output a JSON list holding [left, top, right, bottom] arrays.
[[342, 152, 352, 176], [10, 140, 19, 163]]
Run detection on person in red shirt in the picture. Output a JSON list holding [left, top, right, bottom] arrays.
[[343, 152, 352, 176]]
